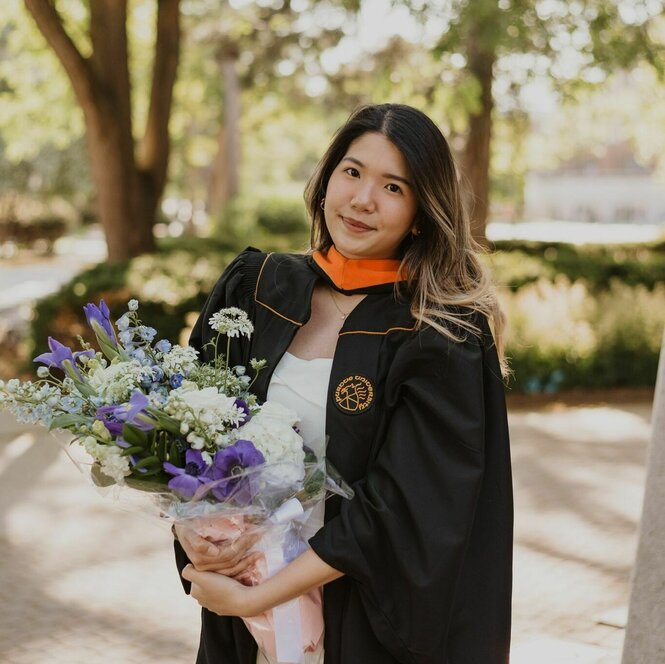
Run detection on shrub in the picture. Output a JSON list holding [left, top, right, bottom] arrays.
[[490, 240, 665, 291], [256, 196, 308, 235], [502, 277, 665, 392]]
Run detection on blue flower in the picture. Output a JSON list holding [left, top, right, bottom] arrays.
[[137, 326, 157, 342], [170, 373, 184, 389], [148, 387, 167, 405], [154, 339, 171, 353], [116, 314, 131, 331], [119, 329, 134, 345], [131, 347, 148, 364]]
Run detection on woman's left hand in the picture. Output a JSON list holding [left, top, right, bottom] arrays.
[[182, 564, 261, 617]]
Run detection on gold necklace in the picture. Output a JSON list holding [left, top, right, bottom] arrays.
[[328, 288, 353, 320]]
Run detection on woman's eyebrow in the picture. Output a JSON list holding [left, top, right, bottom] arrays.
[[341, 156, 412, 188]]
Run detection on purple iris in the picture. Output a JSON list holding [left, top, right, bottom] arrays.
[[83, 300, 118, 347], [163, 449, 212, 498], [34, 336, 94, 379], [208, 439, 265, 503], [95, 391, 156, 436], [95, 407, 124, 436]]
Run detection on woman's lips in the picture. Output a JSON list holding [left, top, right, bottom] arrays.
[[341, 216, 373, 232]]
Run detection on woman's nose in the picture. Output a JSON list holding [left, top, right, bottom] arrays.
[[350, 183, 376, 211]]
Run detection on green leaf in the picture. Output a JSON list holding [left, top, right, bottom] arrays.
[[133, 455, 160, 470], [49, 413, 91, 431], [121, 423, 149, 447], [168, 439, 183, 466], [120, 445, 145, 457], [90, 463, 116, 487], [146, 408, 181, 435]]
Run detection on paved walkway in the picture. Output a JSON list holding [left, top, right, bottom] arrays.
[[0, 400, 652, 663], [0, 229, 106, 337]]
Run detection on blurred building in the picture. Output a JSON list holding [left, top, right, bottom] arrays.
[[524, 142, 665, 224]]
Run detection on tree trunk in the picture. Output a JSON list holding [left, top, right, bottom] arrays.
[[462, 37, 496, 247], [24, 0, 180, 262], [85, 107, 155, 259], [207, 43, 241, 222]]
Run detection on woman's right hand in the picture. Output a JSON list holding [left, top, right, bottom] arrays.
[[175, 523, 262, 581]]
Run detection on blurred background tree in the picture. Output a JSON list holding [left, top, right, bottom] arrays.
[[402, 0, 665, 244], [22, 0, 180, 260], [1, 0, 665, 391]]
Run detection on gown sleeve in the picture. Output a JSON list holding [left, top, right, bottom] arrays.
[[309, 325, 489, 663], [188, 247, 262, 363]]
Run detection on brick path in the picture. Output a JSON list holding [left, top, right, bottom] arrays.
[[0, 400, 652, 663]]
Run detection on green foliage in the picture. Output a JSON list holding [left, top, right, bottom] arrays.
[[256, 196, 308, 235], [490, 240, 665, 291], [25, 236, 665, 393], [502, 277, 665, 392], [212, 193, 312, 253]]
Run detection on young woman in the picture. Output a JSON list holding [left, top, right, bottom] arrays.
[[174, 103, 513, 664]]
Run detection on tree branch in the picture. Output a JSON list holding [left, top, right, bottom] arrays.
[[138, 0, 181, 191], [24, 0, 96, 109]]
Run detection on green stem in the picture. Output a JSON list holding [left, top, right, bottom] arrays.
[[248, 365, 264, 389], [223, 335, 231, 392]]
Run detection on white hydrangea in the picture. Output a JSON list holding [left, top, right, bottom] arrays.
[[164, 382, 247, 449], [81, 436, 131, 484], [234, 401, 305, 474], [161, 345, 199, 377], [87, 360, 143, 404], [208, 307, 254, 338]]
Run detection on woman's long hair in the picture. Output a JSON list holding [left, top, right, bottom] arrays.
[[304, 103, 509, 376]]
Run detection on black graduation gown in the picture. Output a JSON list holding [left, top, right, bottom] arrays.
[[175, 248, 513, 664]]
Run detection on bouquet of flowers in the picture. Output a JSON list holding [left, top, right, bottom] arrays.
[[0, 298, 352, 664]]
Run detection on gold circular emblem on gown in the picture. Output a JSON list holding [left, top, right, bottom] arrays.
[[334, 375, 374, 414]]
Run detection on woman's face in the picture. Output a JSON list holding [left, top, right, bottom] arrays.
[[323, 132, 418, 260]]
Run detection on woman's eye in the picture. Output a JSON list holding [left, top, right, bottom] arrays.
[[386, 183, 402, 194], [344, 167, 359, 177]]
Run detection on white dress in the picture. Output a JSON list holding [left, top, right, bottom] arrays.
[[255, 352, 332, 664]]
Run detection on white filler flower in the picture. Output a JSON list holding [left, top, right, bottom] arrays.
[[81, 436, 131, 484], [87, 361, 142, 404], [209, 307, 254, 338], [161, 345, 199, 377]]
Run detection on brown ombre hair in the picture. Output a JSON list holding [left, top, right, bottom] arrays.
[[304, 103, 509, 376]]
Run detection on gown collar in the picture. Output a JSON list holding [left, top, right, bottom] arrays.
[[251, 250, 413, 329], [311, 245, 405, 293]]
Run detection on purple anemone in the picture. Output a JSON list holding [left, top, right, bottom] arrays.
[[163, 449, 212, 498], [208, 439, 265, 503]]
